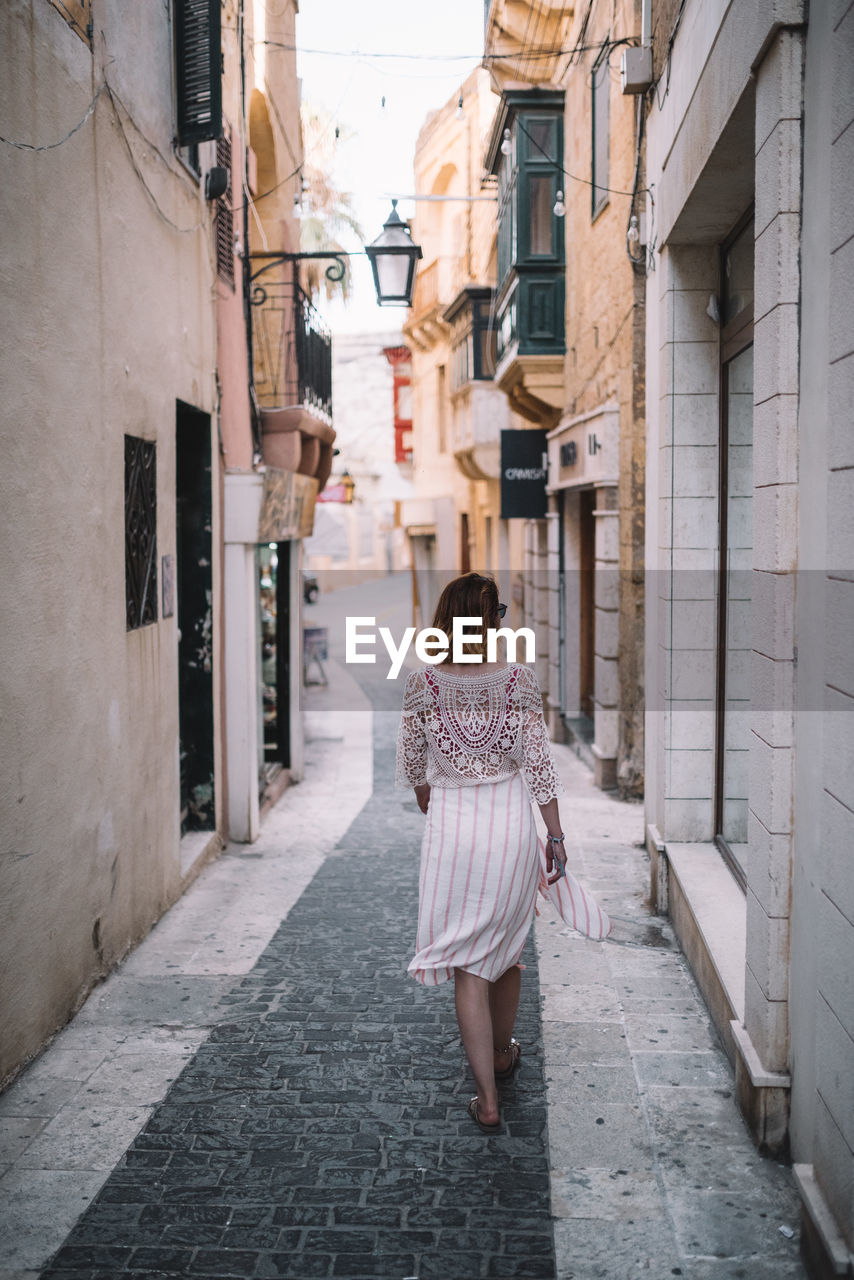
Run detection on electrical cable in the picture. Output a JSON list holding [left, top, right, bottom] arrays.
[[255, 35, 633, 64], [514, 114, 649, 203], [653, 0, 687, 111], [105, 82, 208, 234], [0, 80, 106, 151], [513, 1, 540, 88], [220, 63, 356, 217]]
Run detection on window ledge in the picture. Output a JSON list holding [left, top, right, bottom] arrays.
[[665, 841, 746, 1022], [180, 830, 221, 887]]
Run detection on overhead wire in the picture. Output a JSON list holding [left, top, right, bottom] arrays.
[[105, 82, 208, 235], [514, 114, 649, 204], [0, 80, 106, 151], [513, 1, 540, 86], [220, 61, 356, 218], [653, 0, 687, 110], [256, 35, 634, 65]]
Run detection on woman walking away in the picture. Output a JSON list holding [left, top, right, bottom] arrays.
[[395, 572, 609, 1134]]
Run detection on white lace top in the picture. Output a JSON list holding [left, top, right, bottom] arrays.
[[394, 663, 563, 805]]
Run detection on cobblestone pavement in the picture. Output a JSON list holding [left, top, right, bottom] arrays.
[[36, 710, 556, 1280]]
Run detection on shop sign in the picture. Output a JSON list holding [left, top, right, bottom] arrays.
[[258, 468, 318, 542], [316, 483, 349, 504], [500, 429, 548, 519]]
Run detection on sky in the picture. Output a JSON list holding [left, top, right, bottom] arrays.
[[294, 0, 487, 334]]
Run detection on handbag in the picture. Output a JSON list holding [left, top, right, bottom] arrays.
[[537, 838, 612, 940]]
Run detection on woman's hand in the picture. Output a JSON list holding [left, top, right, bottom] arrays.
[[414, 783, 431, 814], [545, 834, 567, 885]]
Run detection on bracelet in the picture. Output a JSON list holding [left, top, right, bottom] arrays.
[[546, 832, 565, 845]]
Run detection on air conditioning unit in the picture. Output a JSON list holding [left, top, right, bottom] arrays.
[[620, 46, 653, 94]]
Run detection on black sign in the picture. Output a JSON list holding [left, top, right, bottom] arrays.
[[500, 429, 548, 519], [560, 440, 577, 467]]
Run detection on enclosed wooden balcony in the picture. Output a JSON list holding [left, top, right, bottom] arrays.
[[485, 87, 566, 427]]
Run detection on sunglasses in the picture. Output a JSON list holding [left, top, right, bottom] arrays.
[[498, 603, 508, 618]]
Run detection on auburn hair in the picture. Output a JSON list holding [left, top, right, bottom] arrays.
[[431, 572, 501, 660]]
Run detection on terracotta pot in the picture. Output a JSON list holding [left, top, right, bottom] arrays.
[[315, 442, 334, 491], [298, 434, 320, 476]]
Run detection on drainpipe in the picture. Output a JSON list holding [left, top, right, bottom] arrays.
[[238, 0, 262, 462], [641, 0, 651, 47]]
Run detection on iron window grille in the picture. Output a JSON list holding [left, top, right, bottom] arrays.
[[125, 436, 158, 630], [215, 128, 234, 285], [174, 0, 222, 146]]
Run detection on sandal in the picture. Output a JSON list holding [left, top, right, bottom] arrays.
[[468, 1096, 501, 1134], [494, 1038, 521, 1081]]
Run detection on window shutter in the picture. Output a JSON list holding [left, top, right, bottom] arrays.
[[215, 130, 235, 286], [175, 0, 222, 145]]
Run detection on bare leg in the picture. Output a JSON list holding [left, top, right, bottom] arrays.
[[489, 964, 521, 1073], [453, 968, 499, 1124]]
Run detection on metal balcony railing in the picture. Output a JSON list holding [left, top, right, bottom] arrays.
[[251, 278, 332, 423]]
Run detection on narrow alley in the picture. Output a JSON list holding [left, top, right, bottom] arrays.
[[3, 4, 854, 1275], [0, 582, 806, 1280]]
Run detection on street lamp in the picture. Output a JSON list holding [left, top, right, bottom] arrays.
[[248, 201, 422, 309], [365, 201, 423, 307], [340, 469, 356, 503]]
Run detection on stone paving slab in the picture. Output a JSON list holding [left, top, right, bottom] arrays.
[[536, 744, 806, 1280]]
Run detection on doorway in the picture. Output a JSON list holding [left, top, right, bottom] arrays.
[[579, 487, 596, 719], [176, 401, 214, 834], [460, 512, 471, 573], [257, 540, 291, 796]]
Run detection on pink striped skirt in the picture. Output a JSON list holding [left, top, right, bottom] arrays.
[[408, 771, 540, 987]]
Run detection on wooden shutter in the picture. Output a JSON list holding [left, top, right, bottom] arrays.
[[215, 130, 235, 286], [174, 0, 222, 145], [47, 0, 92, 46]]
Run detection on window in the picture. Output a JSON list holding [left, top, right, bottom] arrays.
[[215, 129, 234, 285], [489, 91, 565, 363], [447, 290, 498, 391], [591, 48, 610, 217], [529, 176, 554, 255], [125, 436, 158, 631], [437, 364, 447, 452], [714, 211, 755, 888], [178, 142, 202, 176], [174, 0, 222, 146], [497, 143, 517, 285]]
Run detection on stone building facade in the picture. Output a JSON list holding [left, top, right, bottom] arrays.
[[303, 331, 414, 584], [402, 67, 532, 633], [484, 0, 647, 794], [643, 1, 854, 1273], [0, 0, 329, 1083]]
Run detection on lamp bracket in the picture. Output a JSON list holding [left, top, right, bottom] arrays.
[[248, 251, 354, 288]]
